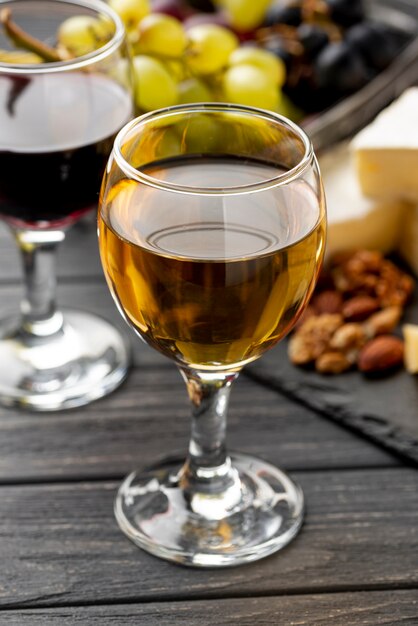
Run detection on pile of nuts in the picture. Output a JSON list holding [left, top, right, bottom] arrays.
[[288, 250, 415, 375]]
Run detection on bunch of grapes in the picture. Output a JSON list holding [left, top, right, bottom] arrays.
[[57, 0, 287, 114], [258, 0, 404, 112], [1, 0, 407, 122]]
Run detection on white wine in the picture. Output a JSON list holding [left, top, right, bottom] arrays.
[[99, 156, 326, 370]]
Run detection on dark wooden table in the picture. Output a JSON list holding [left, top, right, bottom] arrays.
[[0, 218, 417, 625]]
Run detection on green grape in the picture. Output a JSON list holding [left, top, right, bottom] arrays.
[[94, 15, 116, 40], [228, 47, 286, 87], [222, 0, 271, 31], [276, 93, 304, 123], [58, 16, 111, 56], [108, 0, 150, 31], [176, 114, 223, 153], [178, 78, 213, 104], [136, 14, 187, 58], [133, 55, 178, 112], [164, 59, 186, 82], [222, 64, 280, 111], [154, 128, 182, 160], [112, 57, 134, 90], [186, 24, 238, 75], [0, 49, 43, 63]]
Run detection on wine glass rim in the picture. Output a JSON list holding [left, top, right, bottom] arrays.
[[0, 0, 125, 74], [113, 104, 315, 196]]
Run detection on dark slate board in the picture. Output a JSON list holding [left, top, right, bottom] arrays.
[[246, 336, 418, 466], [247, 255, 418, 466]]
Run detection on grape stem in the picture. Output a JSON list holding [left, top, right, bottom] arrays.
[[6, 75, 30, 116], [0, 8, 63, 62]]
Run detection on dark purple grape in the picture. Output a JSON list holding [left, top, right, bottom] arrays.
[[325, 0, 364, 27], [151, 0, 186, 20], [263, 41, 293, 71], [346, 22, 398, 71], [298, 24, 330, 59], [183, 11, 228, 29], [314, 41, 369, 93], [186, 0, 215, 12], [284, 77, 335, 113], [264, 2, 302, 27]]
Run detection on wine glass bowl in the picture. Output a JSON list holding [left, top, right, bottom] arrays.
[[99, 104, 326, 566], [0, 0, 134, 410], [0, 0, 132, 229]]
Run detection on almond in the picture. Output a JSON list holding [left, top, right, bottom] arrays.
[[313, 290, 343, 314], [342, 295, 380, 322], [358, 335, 404, 373]]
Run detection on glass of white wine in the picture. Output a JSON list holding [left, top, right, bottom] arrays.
[[98, 104, 326, 567]]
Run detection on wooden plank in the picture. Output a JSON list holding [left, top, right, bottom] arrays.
[[0, 278, 398, 481], [0, 590, 417, 624], [0, 468, 416, 607], [0, 366, 396, 483]]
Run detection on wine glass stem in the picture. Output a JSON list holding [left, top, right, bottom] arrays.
[[179, 367, 243, 514], [14, 228, 65, 337]]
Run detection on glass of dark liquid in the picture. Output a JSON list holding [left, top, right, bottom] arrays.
[[0, 0, 135, 410], [99, 104, 326, 567]]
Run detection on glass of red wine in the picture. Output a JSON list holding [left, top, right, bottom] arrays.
[[0, 0, 135, 410]]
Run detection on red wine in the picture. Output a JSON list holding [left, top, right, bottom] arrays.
[[0, 72, 132, 228]]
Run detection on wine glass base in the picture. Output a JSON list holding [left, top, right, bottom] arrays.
[[115, 453, 304, 568], [0, 309, 130, 411]]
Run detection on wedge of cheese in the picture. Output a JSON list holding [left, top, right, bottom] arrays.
[[403, 324, 418, 373], [351, 88, 418, 202], [399, 203, 418, 275], [319, 143, 407, 258]]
